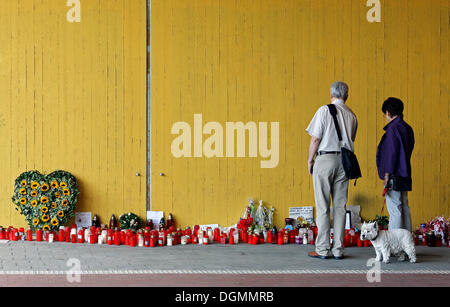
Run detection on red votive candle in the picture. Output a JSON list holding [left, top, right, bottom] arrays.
[[26, 228, 33, 241], [36, 229, 43, 241], [114, 229, 121, 245]]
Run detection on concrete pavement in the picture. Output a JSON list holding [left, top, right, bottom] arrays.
[[0, 240, 448, 286]]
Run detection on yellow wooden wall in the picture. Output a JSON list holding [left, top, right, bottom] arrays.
[[0, 0, 147, 228], [151, 0, 449, 229]]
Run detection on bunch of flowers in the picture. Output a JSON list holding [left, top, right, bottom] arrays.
[[12, 170, 79, 231], [426, 216, 449, 241], [237, 198, 275, 235], [119, 212, 142, 231]]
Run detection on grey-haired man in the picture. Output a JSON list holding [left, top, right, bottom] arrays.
[[305, 81, 358, 260]]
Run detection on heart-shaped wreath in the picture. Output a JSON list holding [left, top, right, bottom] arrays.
[[12, 170, 80, 231]]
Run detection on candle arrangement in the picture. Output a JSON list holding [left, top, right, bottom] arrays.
[[1, 209, 447, 249]]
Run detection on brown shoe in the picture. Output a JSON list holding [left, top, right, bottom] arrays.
[[308, 251, 330, 259]]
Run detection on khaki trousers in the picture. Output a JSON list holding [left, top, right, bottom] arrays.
[[312, 154, 349, 257]]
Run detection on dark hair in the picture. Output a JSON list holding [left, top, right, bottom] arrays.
[[382, 97, 404, 117]]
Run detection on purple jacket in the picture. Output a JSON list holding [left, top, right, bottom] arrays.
[[376, 116, 415, 180]]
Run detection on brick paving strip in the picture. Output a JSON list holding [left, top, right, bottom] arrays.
[[0, 241, 448, 286]]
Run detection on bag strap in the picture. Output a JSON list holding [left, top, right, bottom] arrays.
[[327, 104, 342, 142]]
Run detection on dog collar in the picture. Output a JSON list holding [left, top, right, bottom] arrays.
[[372, 231, 379, 241]]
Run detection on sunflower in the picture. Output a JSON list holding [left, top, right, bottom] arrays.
[[51, 202, 57, 209], [62, 199, 69, 206], [41, 214, 50, 222], [19, 198, 27, 205], [43, 224, 50, 231], [40, 206, 49, 213], [62, 188, 70, 196], [60, 182, 68, 188], [33, 218, 39, 226], [40, 196, 49, 204], [50, 180, 59, 189], [51, 218, 59, 226], [30, 190, 38, 197], [57, 211, 64, 218], [40, 183, 49, 192], [19, 188, 27, 195], [20, 180, 27, 187], [31, 200, 38, 207], [54, 192, 61, 198], [31, 181, 40, 189]]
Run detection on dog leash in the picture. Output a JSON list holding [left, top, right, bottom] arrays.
[[381, 187, 388, 215]]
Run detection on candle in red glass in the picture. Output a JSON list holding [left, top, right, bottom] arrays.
[[26, 228, 33, 241], [267, 231, 273, 243], [71, 228, 77, 243], [278, 231, 284, 245], [12, 228, 18, 241], [52, 231, 58, 242], [129, 234, 136, 247], [144, 230, 150, 247], [288, 231, 295, 244], [64, 227, 70, 242], [18, 227, 24, 240], [193, 225, 199, 236], [149, 235, 155, 247], [214, 228, 220, 242], [242, 231, 248, 243], [228, 232, 234, 245], [106, 229, 113, 245], [177, 229, 182, 244], [113, 229, 120, 245], [185, 227, 192, 237], [0, 227, 4, 240], [120, 231, 126, 245], [35, 229, 42, 241], [89, 233, 96, 244], [78, 229, 85, 243]]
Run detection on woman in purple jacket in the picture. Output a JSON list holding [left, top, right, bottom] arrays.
[[376, 97, 415, 231]]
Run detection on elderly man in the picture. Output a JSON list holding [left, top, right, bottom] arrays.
[[305, 81, 358, 260]]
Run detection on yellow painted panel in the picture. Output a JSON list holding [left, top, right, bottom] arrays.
[[0, 0, 147, 228], [151, 0, 449, 229]]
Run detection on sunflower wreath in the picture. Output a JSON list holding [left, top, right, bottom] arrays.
[[12, 170, 80, 231], [119, 212, 142, 231]]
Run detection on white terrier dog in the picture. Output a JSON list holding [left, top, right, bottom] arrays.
[[360, 221, 416, 264]]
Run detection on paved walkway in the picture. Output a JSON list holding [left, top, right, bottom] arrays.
[[0, 240, 448, 286]]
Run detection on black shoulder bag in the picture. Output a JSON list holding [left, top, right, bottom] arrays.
[[327, 104, 362, 184]]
